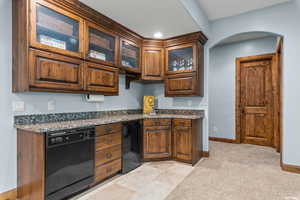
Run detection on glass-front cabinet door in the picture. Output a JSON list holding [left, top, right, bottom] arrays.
[[30, 0, 84, 58], [166, 43, 197, 74], [120, 39, 141, 73], [85, 22, 118, 66]]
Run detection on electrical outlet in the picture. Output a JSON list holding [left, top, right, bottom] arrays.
[[48, 100, 56, 111], [13, 101, 25, 112]]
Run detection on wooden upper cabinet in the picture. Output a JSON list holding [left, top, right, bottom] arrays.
[[142, 47, 164, 81], [85, 22, 119, 66], [165, 73, 199, 97], [119, 38, 142, 73], [165, 43, 197, 75], [85, 62, 119, 95], [29, 49, 84, 91], [30, 0, 84, 58]]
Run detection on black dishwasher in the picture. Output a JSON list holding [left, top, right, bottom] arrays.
[[45, 127, 95, 200], [122, 121, 142, 174]]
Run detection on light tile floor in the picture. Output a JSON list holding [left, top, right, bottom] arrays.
[[72, 161, 195, 200]]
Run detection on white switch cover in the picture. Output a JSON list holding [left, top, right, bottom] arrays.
[[13, 101, 25, 112], [48, 100, 56, 111]]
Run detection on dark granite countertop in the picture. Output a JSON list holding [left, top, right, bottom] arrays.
[[16, 113, 204, 133]]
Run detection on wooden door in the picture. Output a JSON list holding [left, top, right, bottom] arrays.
[[143, 126, 171, 160], [173, 127, 192, 162], [236, 54, 277, 146], [142, 47, 164, 80], [165, 73, 198, 97], [85, 62, 119, 95]]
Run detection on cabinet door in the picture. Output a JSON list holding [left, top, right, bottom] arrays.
[[173, 127, 192, 162], [85, 22, 119, 66], [143, 126, 171, 160], [165, 43, 197, 75], [29, 49, 84, 91], [30, 0, 84, 58], [165, 73, 199, 97], [142, 47, 164, 80], [85, 62, 119, 95], [120, 38, 141, 73]]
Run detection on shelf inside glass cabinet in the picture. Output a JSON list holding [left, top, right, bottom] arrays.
[[168, 47, 193, 72], [36, 5, 80, 52], [121, 41, 140, 69], [88, 28, 115, 63]]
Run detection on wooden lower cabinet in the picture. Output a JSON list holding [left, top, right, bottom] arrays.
[[94, 123, 122, 184], [173, 119, 203, 165], [143, 119, 172, 160], [143, 118, 203, 165]]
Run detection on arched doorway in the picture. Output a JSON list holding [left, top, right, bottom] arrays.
[[208, 31, 283, 153]]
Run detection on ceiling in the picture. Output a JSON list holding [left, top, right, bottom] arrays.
[[197, 0, 290, 20], [80, 0, 200, 39]]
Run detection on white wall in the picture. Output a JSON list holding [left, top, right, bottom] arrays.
[[209, 37, 277, 139], [0, 0, 144, 193], [210, 0, 300, 166]]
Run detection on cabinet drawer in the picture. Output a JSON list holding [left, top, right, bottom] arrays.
[[95, 145, 121, 167], [95, 159, 121, 183], [96, 133, 121, 151], [85, 62, 119, 95], [143, 119, 171, 127], [29, 49, 84, 91], [96, 123, 122, 136], [173, 119, 191, 127]]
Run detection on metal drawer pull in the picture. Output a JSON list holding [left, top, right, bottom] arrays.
[[106, 153, 112, 159], [106, 139, 113, 144], [106, 128, 113, 132], [106, 167, 112, 173]]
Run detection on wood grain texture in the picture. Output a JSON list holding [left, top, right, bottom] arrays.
[[17, 130, 45, 200], [282, 163, 300, 174], [94, 159, 121, 183], [0, 189, 17, 200], [95, 133, 121, 152], [142, 47, 164, 81], [95, 145, 121, 167], [209, 137, 236, 143], [236, 54, 280, 148], [85, 62, 119, 95]]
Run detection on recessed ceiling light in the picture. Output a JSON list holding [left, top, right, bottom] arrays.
[[154, 32, 163, 39]]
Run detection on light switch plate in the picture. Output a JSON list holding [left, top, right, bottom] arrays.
[[48, 100, 56, 111], [13, 101, 25, 112]]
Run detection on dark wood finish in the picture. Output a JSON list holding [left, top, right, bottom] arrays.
[[172, 119, 202, 165], [141, 39, 164, 81], [143, 119, 171, 127], [282, 163, 300, 174], [95, 133, 121, 151], [85, 62, 119, 95], [236, 54, 278, 147], [165, 73, 199, 97], [84, 21, 119, 66], [29, 49, 84, 91], [202, 151, 210, 158], [17, 130, 45, 200], [143, 119, 172, 160], [142, 47, 164, 80], [209, 137, 236, 143], [94, 159, 122, 183], [30, 0, 85, 58], [0, 189, 17, 200], [95, 145, 122, 167], [93, 122, 122, 185], [13, 0, 207, 96], [119, 38, 142, 73], [95, 123, 122, 136]]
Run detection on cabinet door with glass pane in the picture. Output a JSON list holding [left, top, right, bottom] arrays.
[[120, 38, 141, 73], [30, 0, 84, 58], [85, 22, 118, 66], [165, 43, 197, 75]]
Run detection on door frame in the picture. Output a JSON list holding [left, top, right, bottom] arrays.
[[235, 53, 281, 149]]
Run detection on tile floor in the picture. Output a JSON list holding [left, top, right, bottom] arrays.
[[72, 161, 195, 200]]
